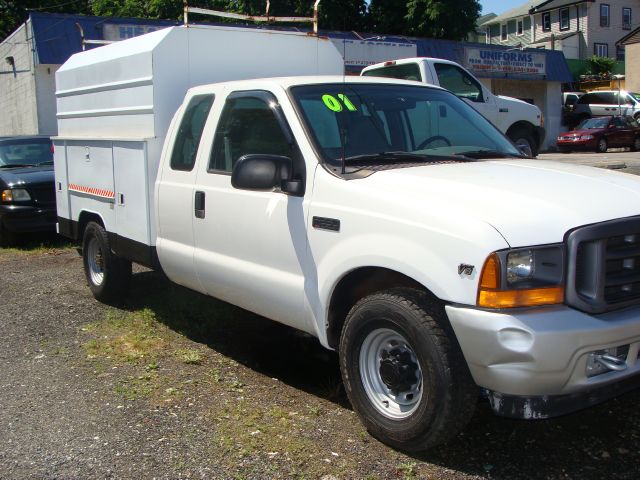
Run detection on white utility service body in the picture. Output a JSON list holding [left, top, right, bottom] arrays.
[[53, 24, 343, 263], [54, 27, 640, 452], [361, 57, 545, 156]]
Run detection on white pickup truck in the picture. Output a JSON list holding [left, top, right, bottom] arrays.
[[362, 57, 545, 156], [54, 25, 640, 452]]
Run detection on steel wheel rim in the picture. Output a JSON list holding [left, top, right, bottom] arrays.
[[86, 236, 104, 286], [359, 328, 423, 419], [514, 138, 533, 157]]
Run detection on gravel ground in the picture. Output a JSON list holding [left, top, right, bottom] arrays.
[[1, 240, 639, 480]]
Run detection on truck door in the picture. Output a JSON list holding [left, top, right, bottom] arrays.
[[431, 62, 498, 126], [156, 94, 215, 292], [192, 90, 310, 332]]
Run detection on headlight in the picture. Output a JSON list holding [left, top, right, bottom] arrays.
[[478, 245, 565, 308], [1, 188, 31, 202]]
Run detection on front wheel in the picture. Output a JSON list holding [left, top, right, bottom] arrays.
[[596, 137, 608, 153], [339, 288, 476, 452], [82, 221, 131, 303]]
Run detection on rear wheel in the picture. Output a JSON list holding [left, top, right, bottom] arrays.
[[596, 137, 608, 153], [632, 137, 640, 152], [339, 288, 476, 452], [82, 221, 131, 303]]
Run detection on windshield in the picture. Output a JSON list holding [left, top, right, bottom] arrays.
[[290, 83, 521, 171], [0, 138, 53, 167], [577, 117, 611, 129]]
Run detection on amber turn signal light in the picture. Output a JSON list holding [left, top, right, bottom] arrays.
[[477, 253, 564, 308]]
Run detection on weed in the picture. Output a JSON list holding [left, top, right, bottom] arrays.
[[177, 348, 204, 365], [397, 461, 418, 479]]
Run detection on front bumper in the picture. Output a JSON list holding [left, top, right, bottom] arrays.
[[556, 138, 596, 150], [446, 304, 640, 415], [0, 204, 57, 233]]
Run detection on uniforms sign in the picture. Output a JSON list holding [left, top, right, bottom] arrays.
[[465, 48, 546, 75]]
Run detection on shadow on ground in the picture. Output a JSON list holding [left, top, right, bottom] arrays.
[[2, 232, 73, 251], [124, 269, 640, 479], [124, 270, 347, 407]]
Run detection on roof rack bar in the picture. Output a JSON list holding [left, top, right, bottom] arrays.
[[183, 0, 321, 34]]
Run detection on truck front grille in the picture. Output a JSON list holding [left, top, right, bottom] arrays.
[[30, 184, 56, 206], [566, 216, 640, 313]]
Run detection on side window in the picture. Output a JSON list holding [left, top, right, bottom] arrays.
[[209, 96, 292, 173], [433, 63, 483, 103], [170, 94, 214, 171], [604, 92, 618, 105], [614, 117, 627, 128], [362, 63, 422, 82]]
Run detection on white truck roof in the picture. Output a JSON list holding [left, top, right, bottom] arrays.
[[55, 24, 344, 140]]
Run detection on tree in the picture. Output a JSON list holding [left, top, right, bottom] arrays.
[[405, 0, 480, 40], [367, 0, 408, 35], [1, 0, 90, 40]]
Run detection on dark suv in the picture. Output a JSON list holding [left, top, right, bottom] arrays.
[[0, 136, 56, 246]]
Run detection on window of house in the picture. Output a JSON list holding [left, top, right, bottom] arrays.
[[617, 45, 626, 61], [623, 7, 632, 30], [501, 23, 508, 41], [542, 12, 551, 31], [594, 42, 609, 57], [560, 8, 570, 30], [170, 94, 215, 172], [517, 19, 524, 35], [600, 4, 610, 27]]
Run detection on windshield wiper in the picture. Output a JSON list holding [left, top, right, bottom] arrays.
[[38, 161, 54, 165], [343, 151, 475, 165], [0, 164, 35, 169], [454, 150, 524, 160]]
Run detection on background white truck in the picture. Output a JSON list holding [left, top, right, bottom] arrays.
[[361, 57, 545, 156], [54, 25, 640, 451]]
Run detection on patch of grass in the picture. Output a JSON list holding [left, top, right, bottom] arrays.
[[114, 375, 155, 400], [397, 461, 418, 479], [0, 237, 74, 256], [82, 308, 169, 364], [176, 348, 204, 365]]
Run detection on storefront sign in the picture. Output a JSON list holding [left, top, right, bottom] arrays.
[[464, 48, 546, 76], [102, 24, 161, 41], [331, 39, 417, 67]]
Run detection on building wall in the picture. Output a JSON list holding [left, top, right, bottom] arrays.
[[586, 0, 639, 59], [532, 4, 585, 40], [0, 22, 39, 135], [625, 42, 640, 91], [485, 16, 532, 45]]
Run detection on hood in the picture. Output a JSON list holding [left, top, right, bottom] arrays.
[[559, 128, 604, 137], [0, 165, 54, 188], [361, 159, 640, 247]]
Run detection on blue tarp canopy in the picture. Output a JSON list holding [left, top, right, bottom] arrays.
[[28, 11, 573, 83]]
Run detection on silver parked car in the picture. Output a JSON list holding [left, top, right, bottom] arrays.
[[573, 90, 640, 121]]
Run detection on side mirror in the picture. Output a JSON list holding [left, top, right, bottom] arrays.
[[231, 154, 303, 196]]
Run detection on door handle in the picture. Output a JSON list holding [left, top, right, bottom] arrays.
[[195, 191, 205, 219]]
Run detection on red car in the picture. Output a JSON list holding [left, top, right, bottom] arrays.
[[556, 116, 640, 153]]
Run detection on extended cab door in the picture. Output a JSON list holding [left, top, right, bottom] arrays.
[[191, 89, 311, 332], [156, 93, 215, 292], [428, 62, 499, 126]]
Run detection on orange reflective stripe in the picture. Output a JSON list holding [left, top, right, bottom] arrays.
[[68, 183, 115, 199]]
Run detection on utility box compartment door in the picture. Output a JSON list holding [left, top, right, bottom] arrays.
[[113, 142, 150, 246], [67, 141, 116, 233]]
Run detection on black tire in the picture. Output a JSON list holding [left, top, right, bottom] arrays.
[[596, 137, 608, 153], [508, 127, 537, 157], [339, 288, 477, 452], [632, 136, 640, 152], [0, 221, 16, 248], [82, 221, 131, 303]]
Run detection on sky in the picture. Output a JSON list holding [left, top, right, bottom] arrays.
[[479, 0, 524, 16]]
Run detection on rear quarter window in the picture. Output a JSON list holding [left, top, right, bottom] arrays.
[[362, 63, 422, 82]]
